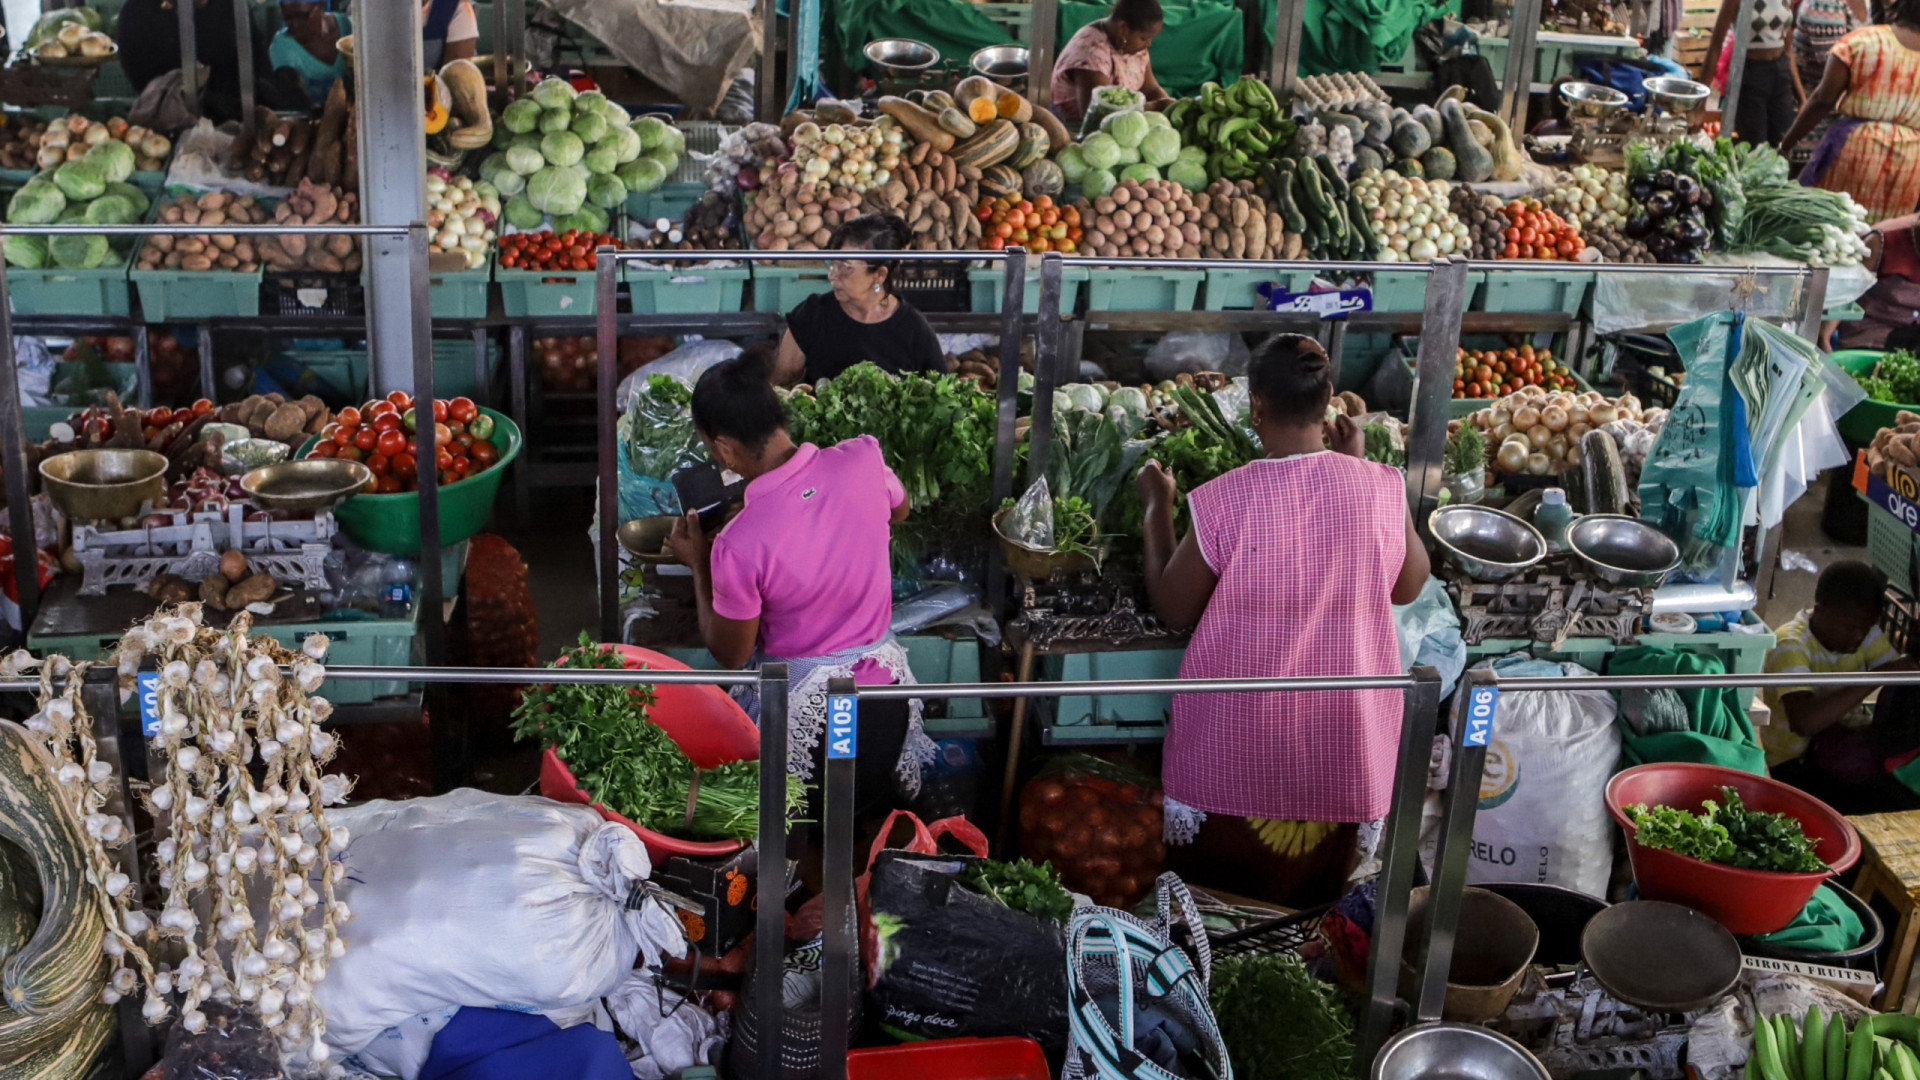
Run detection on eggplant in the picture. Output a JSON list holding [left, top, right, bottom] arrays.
[[1654, 169, 1678, 191], [1624, 210, 1651, 238], [1646, 191, 1676, 219], [1630, 179, 1654, 200], [1673, 249, 1701, 264], [1676, 218, 1709, 246], [1673, 175, 1699, 203]]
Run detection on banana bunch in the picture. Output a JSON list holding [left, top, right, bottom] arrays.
[[1250, 817, 1335, 858], [1754, 1005, 1920, 1080], [1166, 76, 1294, 184]]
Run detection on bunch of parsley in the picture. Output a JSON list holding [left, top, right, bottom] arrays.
[[959, 858, 1074, 923], [1624, 786, 1825, 873]]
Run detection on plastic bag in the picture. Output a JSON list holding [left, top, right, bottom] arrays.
[[315, 790, 666, 1057], [620, 377, 705, 482], [1079, 87, 1146, 139], [1393, 577, 1467, 698], [159, 1001, 281, 1080], [615, 340, 742, 406], [1003, 476, 1057, 549], [1142, 331, 1249, 381], [1464, 658, 1620, 898], [605, 971, 725, 1080], [1019, 754, 1165, 909]]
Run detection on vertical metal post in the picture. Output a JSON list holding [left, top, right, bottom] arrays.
[[757, 0, 780, 122], [1724, 0, 1753, 137], [472, 327, 490, 408], [196, 323, 215, 401], [492, 0, 512, 91], [596, 248, 620, 644], [1798, 265, 1831, 343], [1499, 0, 1544, 133], [1359, 666, 1443, 1072], [1414, 668, 1497, 1020], [83, 672, 154, 1074], [507, 0, 527, 99], [355, 0, 427, 395], [0, 257, 40, 633], [755, 662, 790, 1079], [232, 0, 254, 131], [1326, 319, 1348, 388], [987, 249, 1027, 614], [819, 677, 858, 1080], [508, 324, 530, 523], [1029, 0, 1058, 107], [177, 0, 198, 118], [133, 325, 153, 408], [1024, 253, 1064, 487], [1406, 260, 1469, 535], [1267, 0, 1305, 95], [409, 224, 445, 668]]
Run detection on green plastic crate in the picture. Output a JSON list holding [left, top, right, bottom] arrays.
[[428, 262, 491, 319], [1463, 613, 1774, 708], [1476, 268, 1594, 315], [131, 267, 261, 320], [496, 266, 599, 317], [6, 239, 135, 316], [1870, 496, 1920, 596], [1084, 269, 1202, 311], [967, 265, 1088, 313], [1826, 301, 1866, 322], [625, 264, 748, 314], [624, 182, 707, 225], [1041, 648, 1183, 742], [1202, 267, 1313, 311], [285, 343, 495, 405], [22, 406, 68, 440], [1369, 269, 1480, 312], [30, 610, 419, 704], [750, 259, 833, 313]]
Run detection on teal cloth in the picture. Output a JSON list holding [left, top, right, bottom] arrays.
[[1750, 883, 1867, 953], [1299, 0, 1458, 75], [268, 14, 351, 105], [1610, 646, 1768, 775]]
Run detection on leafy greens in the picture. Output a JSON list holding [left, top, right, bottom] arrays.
[[1857, 349, 1920, 404], [1624, 786, 1825, 873], [1210, 952, 1356, 1080], [959, 858, 1074, 923]]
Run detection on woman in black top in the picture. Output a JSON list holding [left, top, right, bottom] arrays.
[[773, 214, 946, 385]]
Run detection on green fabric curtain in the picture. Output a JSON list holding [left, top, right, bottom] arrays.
[[1611, 646, 1769, 775], [1299, 0, 1457, 75]]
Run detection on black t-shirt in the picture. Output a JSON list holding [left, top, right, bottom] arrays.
[[786, 292, 945, 383]]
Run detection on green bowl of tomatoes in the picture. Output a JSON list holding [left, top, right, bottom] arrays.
[[298, 393, 520, 554]]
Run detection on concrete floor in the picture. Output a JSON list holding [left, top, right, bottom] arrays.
[[1764, 470, 1870, 625]]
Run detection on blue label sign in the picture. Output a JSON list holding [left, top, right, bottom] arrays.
[[826, 695, 857, 760], [1865, 468, 1920, 536], [137, 672, 161, 737], [1464, 685, 1499, 747], [1263, 287, 1374, 319]]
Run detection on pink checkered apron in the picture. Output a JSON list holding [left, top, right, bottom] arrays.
[[1164, 453, 1408, 823]]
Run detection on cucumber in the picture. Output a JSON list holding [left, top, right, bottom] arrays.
[[1582, 428, 1628, 515]]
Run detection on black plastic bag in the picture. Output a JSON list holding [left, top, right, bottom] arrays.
[[864, 851, 1069, 1056]]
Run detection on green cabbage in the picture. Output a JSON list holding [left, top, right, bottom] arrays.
[[1055, 144, 1090, 184], [1082, 168, 1117, 198], [3, 235, 46, 268], [1062, 384, 1106, 411], [555, 204, 609, 234], [501, 99, 543, 134], [491, 168, 526, 197], [1108, 386, 1149, 417], [538, 107, 572, 134], [582, 144, 619, 175], [102, 182, 149, 217], [503, 193, 544, 231], [492, 124, 515, 149], [632, 115, 672, 151], [478, 151, 510, 182], [1079, 133, 1122, 171], [1119, 163, 1161, 184], [599, 101, 631, 125], [52, 159, 107, 201], [659, 124, 686, 155], [1143, 111, 1172, 131], [586, 173, 627, 209], [49, 233, 108, 269], [6, 181, 65, 225], [1102, 109, 1150, 150], [599, 124, 643, 164], [55, 204, 87, 224], [26, 9, 97, 47], [540, 131, 585, 168], [530, 76, 578, 110], [85, 194, 138, 225], [616, 157, 667, 194], [642, 149, 680, 177], [570, 111, 608, 144], [1140, 128, 1180, 168], [1168, 160, 1208, 191], [1175, 145, 1207, 166], [505, 144, 546, 176], [574, 90, 609, 116], [84, 140, 135, 183], [510, 132, 543, 153], [527, 165, 587, 216]]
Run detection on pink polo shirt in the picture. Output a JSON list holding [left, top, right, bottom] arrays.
[[708, 436, 904, 680]]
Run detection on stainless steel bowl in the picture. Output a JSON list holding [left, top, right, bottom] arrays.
[[1560, 81, 1628, 121], [241, 459, 373, 512], [864, 38, 939, 78], [1566, 514, 1680, 587], [39, 449, 168, 521], [1643, 76, 1710, 113], [1429, 505, 1546, 582], [971, 45, 1030, 87], [1371, 1023, 1550, 1080]]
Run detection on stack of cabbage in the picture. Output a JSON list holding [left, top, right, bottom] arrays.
[[479, 78, 684, 235], [1054, 110, 1206, 198], [3, 143, 150, 270]]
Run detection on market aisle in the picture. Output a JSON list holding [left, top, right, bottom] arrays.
[[492, 484, 600, 661], [1766, 471, 1871, 623]]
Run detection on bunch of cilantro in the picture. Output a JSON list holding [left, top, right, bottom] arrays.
[[1858, 349, 1920, 404], [959, 858, 1074, 923], [1624, 786, 1824, 873]]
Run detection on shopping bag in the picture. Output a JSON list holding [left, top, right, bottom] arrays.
[[1062, 874, 1234, 1080]]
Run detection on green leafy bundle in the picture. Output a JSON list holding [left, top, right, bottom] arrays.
[[1048, 409, 1150, 528], [1624, 786, 1825, 873], [1444, 423, 1485, 476], [1209, 952, 1355, 1080], [1363, 423, 1405, 469], [959, 858, 1074, 923], [511, 634, 804, 840], [1857, 349, 1920, 404]]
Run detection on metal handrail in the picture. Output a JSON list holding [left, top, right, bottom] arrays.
[[0, 224, 429, 236]]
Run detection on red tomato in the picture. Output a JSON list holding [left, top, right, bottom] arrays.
[[375, 475, 402, 494], [367, 453, 391, 476], [353, 428, 378, 452], [449, 397, 477, 425], [313, 440, 339, 457], [146, 407, 174, 426], [376, 429, 406, 457], [337, 406, 361, 427], [470, 440, 498, 467], [336, 445, 365, 461], [333, 424, 359, 446], [191, 399, 214, 416], [434, 448, 453, 470], [387, 390, 413, 409]]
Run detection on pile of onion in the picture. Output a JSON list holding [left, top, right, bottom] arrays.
[[1461, 387, 1651, 475]]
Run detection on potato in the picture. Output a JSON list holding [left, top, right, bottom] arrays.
[[225, 571, 275, 610]]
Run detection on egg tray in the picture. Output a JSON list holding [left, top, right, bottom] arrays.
[[72, 504, 335, 596]]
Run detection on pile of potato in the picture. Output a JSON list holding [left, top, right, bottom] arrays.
[[257, 178, 360, 273], [1869, 413, 1920, 480], [1072, 178, 1208, 259], [744, 137, 982, 252], [135, 191, 267, 272], [1195, 178, 1297, 261]]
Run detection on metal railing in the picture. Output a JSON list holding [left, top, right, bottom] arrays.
[[23, 655, 1915, 1078]]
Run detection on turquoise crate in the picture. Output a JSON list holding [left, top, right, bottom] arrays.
[[22, 406, 67, 440], [624, 182, 707, 225], [1369, 269, 1480, 312], [1826, 301, 1866, 322], [1477, 267, 1594, 315], [1870, 496, 1920, 595], [130, 267, 261, 319], [1041, 648, 1183, 742], [1083, 268, 1202, 311], [496, 266, 599, 317], [751, 259, 833, 313], [658, 633, 986, 730], [282, 343, 495, 405], [967, 265, 1088, 313], [1202, 267, 1313, 311], [428, 262, 491, 320], [30, 610, 418, 704], [7, 239, 135, 316], [625, 264, 748, 314]]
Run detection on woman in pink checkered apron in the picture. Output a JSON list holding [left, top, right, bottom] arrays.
[[1137, 333, 1429, 903]]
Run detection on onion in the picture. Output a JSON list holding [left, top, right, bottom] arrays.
[[1491, 408, 1512, 429], [1526, 452, 1552, 475], [1589, 404, 1619, 426], [1497, 440, 1530, 472], [1569, 407, 1589, 425], [1567, 422, 1592, 440], [1542, 406, 1569, 432], [1513, 406, 1541, 430], [1491, 422, 1514, 441], [1527, 424, 1553, 446]]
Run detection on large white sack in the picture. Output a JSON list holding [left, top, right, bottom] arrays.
[[315, 789, 653, 1055]]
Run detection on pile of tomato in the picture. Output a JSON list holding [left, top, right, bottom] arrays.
[[1453, 344, 1578, 399], [497, 229, 619, 272], [974, 194, 1082, 254], [1496, 199, 1584, 261], [304, 392, 501, 493], [139, 399, 215, 442]]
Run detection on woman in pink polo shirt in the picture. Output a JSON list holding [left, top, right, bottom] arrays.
[[667, 350, 931, 814]]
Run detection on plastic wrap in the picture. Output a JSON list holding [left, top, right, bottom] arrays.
[[159, 1002, 281, 1080], [1002, 477, 1057, 549]]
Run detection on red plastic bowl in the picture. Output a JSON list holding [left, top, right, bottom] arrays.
[[1605, 763, 1861, 935], [847, 1037, 1050, 1080], [537, 644, 763, 864]]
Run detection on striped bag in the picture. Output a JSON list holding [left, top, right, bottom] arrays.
[[1061, 873, 1234, 1080]]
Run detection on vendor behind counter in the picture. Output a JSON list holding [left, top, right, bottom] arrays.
[[1838, 212, 1920, 350], [1050, 0, 1172, 125], [773, 214, 945, 385]]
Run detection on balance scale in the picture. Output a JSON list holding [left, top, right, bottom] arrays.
[[72, 504, 335, 597], [1563, 76, 1708, 167]]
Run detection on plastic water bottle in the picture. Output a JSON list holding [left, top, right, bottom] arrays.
[[380, 557, 415, 619], [1537, 488, 1574, 553]]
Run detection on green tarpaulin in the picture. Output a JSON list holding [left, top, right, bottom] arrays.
[[1611, 646, 1769, 776], [1300, 0, 1457, 75]]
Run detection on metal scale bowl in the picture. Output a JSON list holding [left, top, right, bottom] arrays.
[[1561, 82, 1632, 167], [1641, 76, 1711, 143], [863, 38, 946, 96]]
